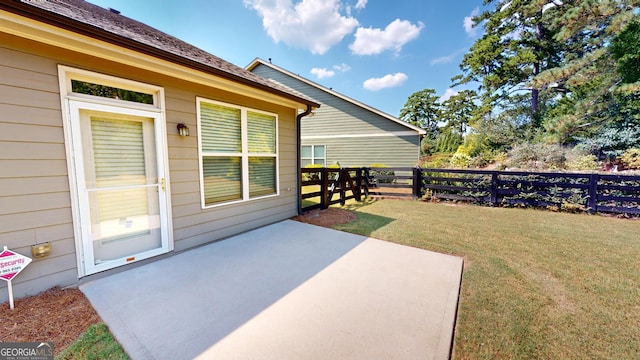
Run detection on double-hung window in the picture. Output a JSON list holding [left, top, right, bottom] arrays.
[[197, 98, 278, 207]]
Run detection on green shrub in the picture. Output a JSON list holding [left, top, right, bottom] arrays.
[[456, 133, 487, 158], [507, 143, 566, 170], [302, 164, 323, 181], [567, 154, 600, 171], [419, 154, 452, 168], [620, 148, 640, 169], [450, 153, 472, 168], [492, 151, 508, 167]]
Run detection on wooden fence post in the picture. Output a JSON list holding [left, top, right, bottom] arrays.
[[321, 167, 329, 209], [490, 171, 499, 206], [587, 173, 599, 213], [355, 168, 362, 201], [340, 169, 347, 205], [412, 167, 422, 200], [363, 167, 370, 197]]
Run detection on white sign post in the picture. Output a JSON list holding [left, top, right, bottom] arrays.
[[0, 246, 32, 310]]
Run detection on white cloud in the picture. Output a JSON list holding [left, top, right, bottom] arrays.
[[464, 7, 480, 37], [244, 0, 359, 55], [430, 55, 455, 65], [310, 67, 336, 79], [333, 63, 351, 72], [363, 73, 408, 91], [355, 0, 367, 10], [350, 19, 424, 55], [438, 88, 459, 103], [430, 48, 466, 65]]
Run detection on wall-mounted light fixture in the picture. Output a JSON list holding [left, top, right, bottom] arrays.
[[32, 242, 52, 258], [177, 123, 190, 137]]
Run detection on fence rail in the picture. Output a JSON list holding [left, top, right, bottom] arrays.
[[422, 168, 640, 214], [301, 167, 640, 215]]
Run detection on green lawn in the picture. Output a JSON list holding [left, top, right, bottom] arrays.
[[333, 199, 640, 360], [56, 323, 129, 360]]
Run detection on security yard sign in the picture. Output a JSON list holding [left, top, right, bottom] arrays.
[[1, 246, 32, 309], [0, 247, 32, 281]]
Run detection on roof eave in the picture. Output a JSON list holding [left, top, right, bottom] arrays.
[[1, 2, 320, 109]]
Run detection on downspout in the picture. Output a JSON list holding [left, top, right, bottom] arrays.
[[296, 105, 313, 215]]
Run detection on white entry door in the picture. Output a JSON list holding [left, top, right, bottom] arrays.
[[68, 100, 172, 275]]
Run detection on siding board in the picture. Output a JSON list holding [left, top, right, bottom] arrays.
[[0, 84, 61, 109], [0, 192, 70, 215], [0, 141, 65, 159], [0, 104, 63, 127], [0, 64, 59, 92], [0, 160, 68, 178], [0, 176, 69, 196], [1, 208, 72, 234]]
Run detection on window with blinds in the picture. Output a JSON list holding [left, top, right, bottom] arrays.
[[198, 99, 278, 207]]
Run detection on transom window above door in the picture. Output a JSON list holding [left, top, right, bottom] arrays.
[[59, 66, 162, 110], [197, 98, 279, 208]]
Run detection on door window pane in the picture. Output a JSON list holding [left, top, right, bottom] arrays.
[[82, 114, 162, 264]]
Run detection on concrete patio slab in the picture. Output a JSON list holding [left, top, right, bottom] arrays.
[[80, 220, 463, 360]]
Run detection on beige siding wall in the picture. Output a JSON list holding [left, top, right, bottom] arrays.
[[0, 33, 299, 301], [0, 43, 77, 301]]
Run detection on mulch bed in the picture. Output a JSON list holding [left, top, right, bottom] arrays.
[[0, 287, 101, 356], [291, 208, 356, 227]]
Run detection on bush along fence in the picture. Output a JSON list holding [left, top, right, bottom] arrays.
[[300, 167, 640, 215]]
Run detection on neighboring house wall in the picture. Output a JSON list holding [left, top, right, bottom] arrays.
[[0, 33, 300, 301], [250, 63, 421, 168]]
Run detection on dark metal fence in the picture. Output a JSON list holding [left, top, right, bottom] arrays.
[[301, 167, 640, 215]]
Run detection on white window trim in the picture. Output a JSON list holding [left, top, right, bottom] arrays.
[[196, 97, 279, 209], [58, 65, 173, 277], [58, 65, 164, 112], [302, 144, 326, 167]]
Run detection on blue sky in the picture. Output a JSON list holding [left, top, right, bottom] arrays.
[[88, 0, 485, 117]]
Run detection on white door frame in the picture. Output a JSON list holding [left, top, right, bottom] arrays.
[[66, 100, 173, 276], [59, 66, 173, 277]]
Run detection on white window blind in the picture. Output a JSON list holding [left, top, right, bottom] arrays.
[[198, 99, 278, 207], [90, 118, 148, 221]]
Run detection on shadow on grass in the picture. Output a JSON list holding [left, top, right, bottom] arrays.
[[334, 210, 396, 236]]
